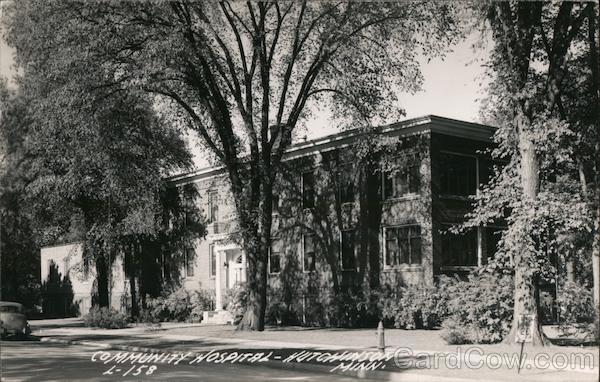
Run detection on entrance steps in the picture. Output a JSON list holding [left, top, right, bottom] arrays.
[[202, 310, 233, 325]]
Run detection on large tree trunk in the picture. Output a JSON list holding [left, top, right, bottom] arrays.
[[237, 236, 269, 331], [503, 114, 548, 346], [95, 255, 110, 308], [237, 176, 272, 331]]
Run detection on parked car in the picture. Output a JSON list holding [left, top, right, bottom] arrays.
[[0, 301, 31, 339]]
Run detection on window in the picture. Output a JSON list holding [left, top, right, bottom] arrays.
[[439, 153, 477, 197], [302, 171, 315, 209], [486, 226, 505, 260], [338, 165, 355, 204], [384, 164, 420, 199], [272, 194, 280, 214], [207, 191, 218, 223], [384, 226, 421, 267], [341, 230, 356, 270], [303, 234, 316, 272], [185, 248, 195, 277], [441, 224, 477, 266], [269, 239, 281, 274], [209, 244, 216, 278]]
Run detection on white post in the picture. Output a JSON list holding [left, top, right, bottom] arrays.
[[215, 249, 223, 311]]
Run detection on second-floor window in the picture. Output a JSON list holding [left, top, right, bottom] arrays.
[[185, 248, 195, 277], [303, 234, 316, 272], [207, 191, 218, 223], [439, 153, 477, 197], [338, 165, 355, 204], [384, 225, 422, 267], [384, 164, 420, 199], [341, 229, 356, 270], [302, 171, 315, 209]]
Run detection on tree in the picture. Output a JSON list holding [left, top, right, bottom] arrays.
[[2, 1, 203, 313], [9, 0, 461, 330], [0, 79, 40, 308], [471, 1, 597, 345]]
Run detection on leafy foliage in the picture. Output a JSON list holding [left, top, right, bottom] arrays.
[[557, 282, 595, 325], [225, 283, 249, 325], [440, 273, 514, 344], [144, 287, 215, 322], [84, 307, 129, 329], [380, 284, 447, 330]]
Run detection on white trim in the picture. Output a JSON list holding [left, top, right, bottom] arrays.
[[168, 116, 496, 186]]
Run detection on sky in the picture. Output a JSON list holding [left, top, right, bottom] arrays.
[[0, 4, 491, 169]]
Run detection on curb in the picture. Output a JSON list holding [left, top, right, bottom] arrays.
[[38, 336, 492, 381]]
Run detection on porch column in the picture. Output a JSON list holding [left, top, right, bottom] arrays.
[[215, 249, 223, 311]]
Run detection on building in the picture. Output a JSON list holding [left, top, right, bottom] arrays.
[[40, 115, 501, 323]]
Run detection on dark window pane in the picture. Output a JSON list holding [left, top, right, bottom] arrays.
[[186, 248, 195, 277], [409, 165, 420, 194], [339, 166, 355, 204], [385, 233, 398, 266], [486, 227, 504, 260], [384, 162, 420, 199], [303, 235, 316, 271], [398, 233, 410, 264], [270, 251, 280, 274], [440, 154, 477, 196], [442, 225, 477, 266], [341, 230, 356, 270], [302, 172, 315, 208], [410, 237, 422, 264]]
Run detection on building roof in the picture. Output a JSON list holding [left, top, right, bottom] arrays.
[[168, 115, 496, 185]]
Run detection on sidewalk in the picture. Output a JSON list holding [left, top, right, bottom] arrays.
[[32, 319, 599, 382]]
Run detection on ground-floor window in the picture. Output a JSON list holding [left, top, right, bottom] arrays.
[[341, 229, 356, 270], [384, 225, 422, 267], [303, 234, 316, 272], [485, 226, 505, 260], [185, 248, 195, 277], [441, 224, 477, 266], [269, 239, 281, 274]]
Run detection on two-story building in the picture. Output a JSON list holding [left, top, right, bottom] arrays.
[[40, 115, 502, 324]]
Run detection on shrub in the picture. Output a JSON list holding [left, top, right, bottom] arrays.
[[327, 289, 380, 328], [144, 287, 215, 323], [224, 283, 248, 325], [266, 300, 300, 326], [380, 284, 448, 329], [440, 316, 471, 345], [84, 306, 129, 329], [557, 281, 595, 324], [440, 273, 514, 344], [146, 287, 191, 322], [190, 289, 215, 323]]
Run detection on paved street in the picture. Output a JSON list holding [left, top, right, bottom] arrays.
[[0, 340, 362, 382]]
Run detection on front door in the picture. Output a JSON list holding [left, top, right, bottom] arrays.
[[227, 251, 246, 288]]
